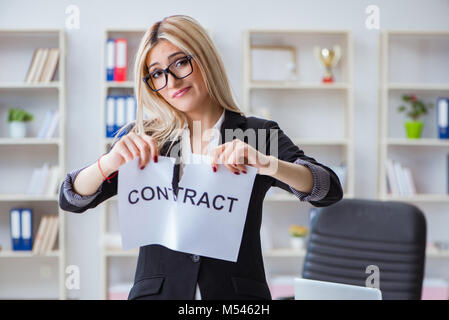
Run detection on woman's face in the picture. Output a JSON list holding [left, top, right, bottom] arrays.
[[146, 40, 209, 113]]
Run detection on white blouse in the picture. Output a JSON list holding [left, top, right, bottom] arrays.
[[179, 108, 225, 300]]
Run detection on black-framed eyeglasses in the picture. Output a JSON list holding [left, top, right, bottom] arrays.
[[143, 55, 194, 92]]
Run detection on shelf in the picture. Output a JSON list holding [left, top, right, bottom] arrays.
[[0, 138, 60, 145], [385, 138, 449, 147], [103, 247, 449, 259], [246, 29, 350, 35], [0, 194, 59, 202], [0, 250, 60, 258], [0, 27, 66, 299], [387, 83, 449, 91], [381, 194, 449, 202], [265, 193, 298, 202], [263, 248, 306, 257], [0, 82, 61, 89], [104, 249, 138, 257], [292, 138, 350, 146], [104, 81, 134, 88], [263, 247, 449, 259], [249, 81, 349, 90]]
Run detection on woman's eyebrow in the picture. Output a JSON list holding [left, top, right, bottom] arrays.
[[148, 51, 185, 69]]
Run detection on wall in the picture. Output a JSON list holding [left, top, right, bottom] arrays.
[[1, 0, 448, 299]]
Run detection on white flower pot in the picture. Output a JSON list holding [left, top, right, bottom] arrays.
[[9, 121, 27, 138], [290, 237, 305, 250]]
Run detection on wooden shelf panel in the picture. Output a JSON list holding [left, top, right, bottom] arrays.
[[103, 247, 449, 259], [249, 81, 349, 90], [0, 194, 59, 202], [0, 250, 60, 258], [0, 82, 61, 89], [381, 194, 449, 202], [385, 138, 449, 147], [0, 138, 60, 145]]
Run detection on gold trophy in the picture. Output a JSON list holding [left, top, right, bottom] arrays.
[[314, 45, 342, 83]]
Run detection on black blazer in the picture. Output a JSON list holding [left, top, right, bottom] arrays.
[[59, 109, 343, 300]]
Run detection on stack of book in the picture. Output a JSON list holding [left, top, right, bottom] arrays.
[[10, 208, 33, 251], [26, 163, 60, 196], [32, 214, 59, 255], [36, 109, 59, 138], [386, 158, 417, 195], [24, 48, 60, 83], [106, 95, 136, 138], [105, 38, 127, 81]]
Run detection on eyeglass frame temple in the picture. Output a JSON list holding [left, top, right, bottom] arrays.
[[142, 55, 193, 92]]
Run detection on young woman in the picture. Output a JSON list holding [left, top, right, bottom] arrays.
[[59, 15, 343, 300]]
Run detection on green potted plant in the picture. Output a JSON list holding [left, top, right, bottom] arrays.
[[7, 108, 34, 138], [288, 224, 308, 250], [397, 94, 433, 139]]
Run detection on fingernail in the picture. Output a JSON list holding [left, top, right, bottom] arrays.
[[242, 170, 247, 174], [154, 156, 158, 163], [234, 171, 240, 175], [140, 166, 145, 170], [212, 166, 217, 172]]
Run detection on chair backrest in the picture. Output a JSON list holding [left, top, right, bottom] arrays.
[[302, 198, 427, 300]]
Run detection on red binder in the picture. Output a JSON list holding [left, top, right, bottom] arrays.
[[114, 38, 127, 82]]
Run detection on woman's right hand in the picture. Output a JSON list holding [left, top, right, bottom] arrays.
[[101, 131, 159, 172]]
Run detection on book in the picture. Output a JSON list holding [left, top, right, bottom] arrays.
[[115, 96, 126, 136], [26, 168, 40, 195], [106, 39, 115, 81], [25, 49, 40, 83], [402, 166, 416, 195], [20, 209, 33, 251], [32, 48, 49, 82], [32, 215, 48, 255], [437, 97, 449, 139], [10, 209, 21, 250], [393, 160, 406, 195], [386, 158, 399, 195], [44, 215, 59, 253], [126, 95, 136, 124], [114, 38, 127, 81], [45, 109, 59, 138], [45, 165, 60, 196], [37, 215, 53, 255], [37, 110, 54, 138], [40, 48, 59, 82], [106, 96, 116, 138], [37, 163, 51, 195]]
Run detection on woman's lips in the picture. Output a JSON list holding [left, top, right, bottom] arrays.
[[173, 86, 191, 98]]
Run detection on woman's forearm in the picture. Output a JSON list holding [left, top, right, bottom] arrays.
[[264, 155, 314, 194], [73, 155, 117, 196]]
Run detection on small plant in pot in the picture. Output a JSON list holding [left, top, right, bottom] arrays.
[[397, 94, 433, 139], [288, 225, 308, 250], [7, 108, 34, 138]]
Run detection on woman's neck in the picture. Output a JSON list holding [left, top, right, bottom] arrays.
[[185, 102, 224, 154]]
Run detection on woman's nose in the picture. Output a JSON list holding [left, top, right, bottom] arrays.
[[166, 71, 182, 89]]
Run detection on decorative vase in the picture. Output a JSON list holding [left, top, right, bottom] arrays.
[[405, 121, 423, 139], [290, 237, 305, 250], [9, 121, 27, 138]]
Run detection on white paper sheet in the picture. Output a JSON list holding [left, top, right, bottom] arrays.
[[117, 156, 257, 262]]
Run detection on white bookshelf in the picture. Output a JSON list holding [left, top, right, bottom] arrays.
[[241, 28, 355, 289], [99, 28, 146, 300], [242, 29, 355, 200], [0, 29, 66, 299], [377, 30, 449, 202], [377, 30, 449, 273]]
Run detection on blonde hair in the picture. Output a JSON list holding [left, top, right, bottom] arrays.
[[113, 14, 244, 153]]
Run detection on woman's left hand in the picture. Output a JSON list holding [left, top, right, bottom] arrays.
[[210, 139, 276, 175]]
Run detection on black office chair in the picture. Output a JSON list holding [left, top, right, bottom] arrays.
[[301, 198, 427, 300]]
